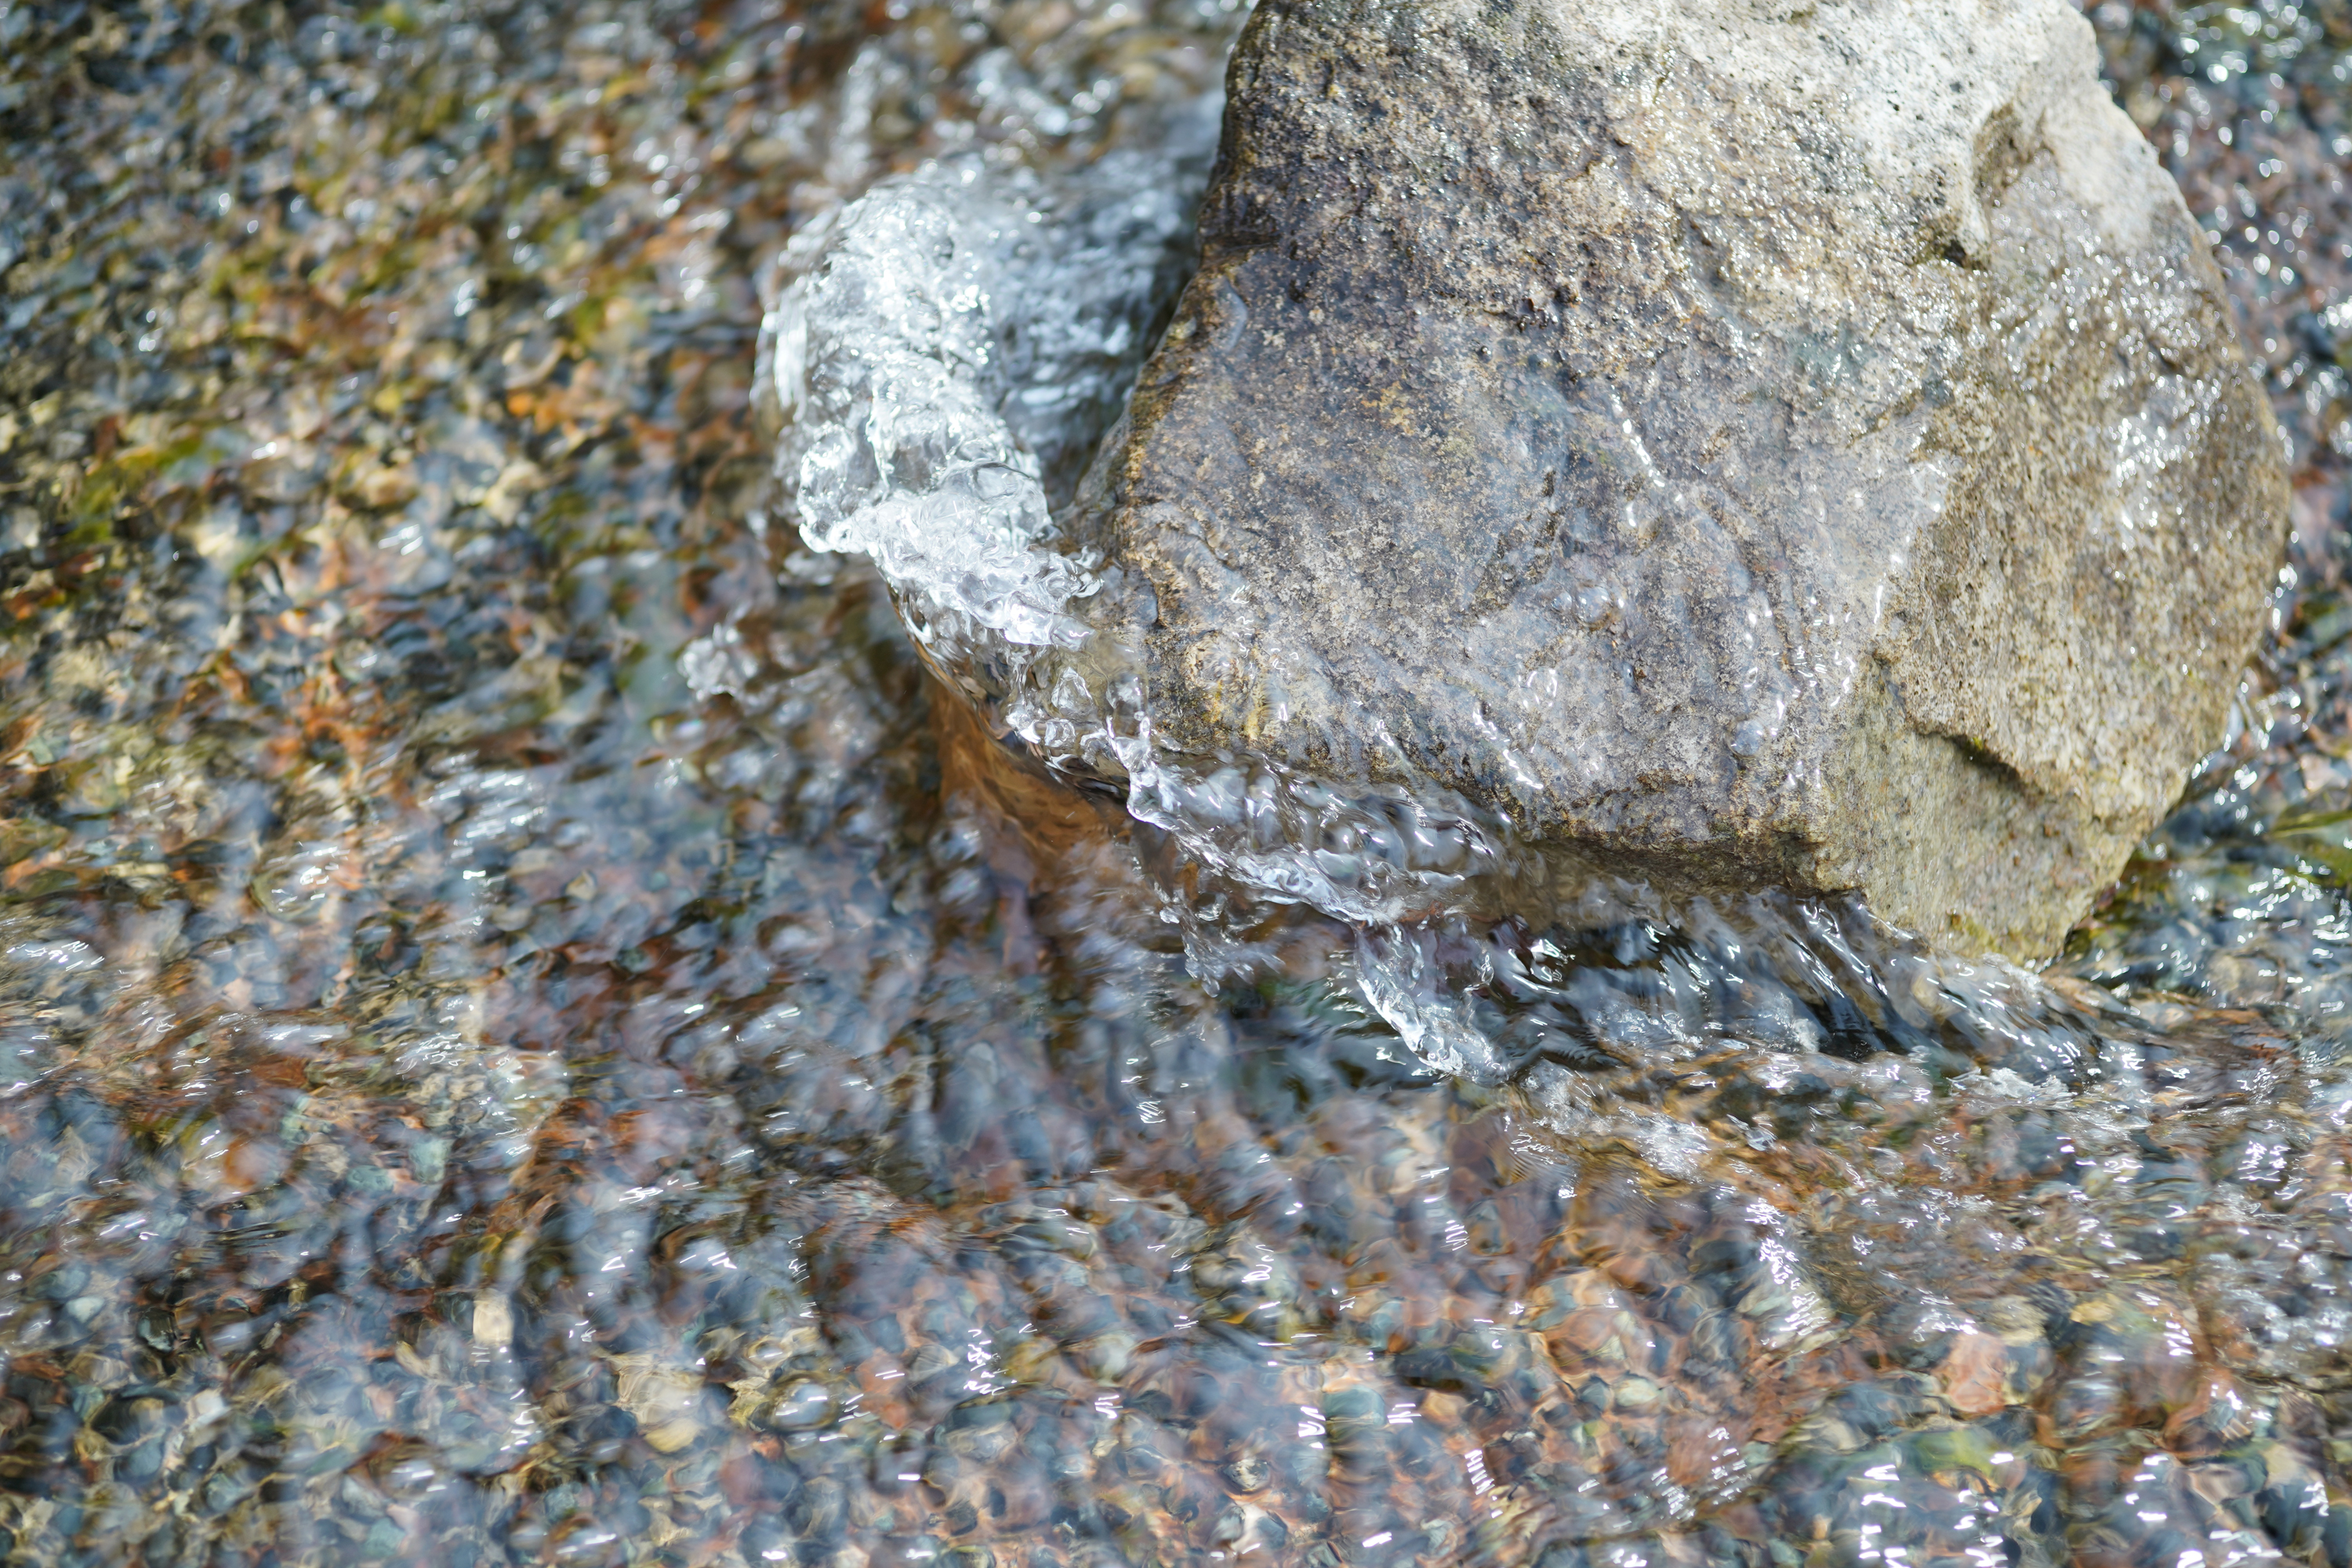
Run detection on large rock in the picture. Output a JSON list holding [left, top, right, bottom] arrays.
[[1060, 0, 2289, 956]]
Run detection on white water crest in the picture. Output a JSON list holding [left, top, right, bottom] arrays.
[[771, 163, 1096, 656], [766, 117, 1219, 665]]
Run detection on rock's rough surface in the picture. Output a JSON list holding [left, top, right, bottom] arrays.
[[1065, 0, 2291, 955]]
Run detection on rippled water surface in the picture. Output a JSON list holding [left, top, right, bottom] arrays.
[[2, 0, 2352, 1564]]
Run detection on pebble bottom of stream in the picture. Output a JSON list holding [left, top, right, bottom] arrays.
[[1, 0, 2350, 1565]]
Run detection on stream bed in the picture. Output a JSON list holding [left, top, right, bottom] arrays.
[[2, 0, 2351, 1564]]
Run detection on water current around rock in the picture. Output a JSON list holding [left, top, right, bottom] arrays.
[[1, 1, 2350, 1564]]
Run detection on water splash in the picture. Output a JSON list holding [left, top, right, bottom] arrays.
[[768, 118, 1218, 668], [772, 165, 1093, 657]]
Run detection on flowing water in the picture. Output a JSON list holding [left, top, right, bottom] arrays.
[[1, 0, 2350, 1564]]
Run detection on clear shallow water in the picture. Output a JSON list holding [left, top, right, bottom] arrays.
[[0, 1, 2350, 1565]]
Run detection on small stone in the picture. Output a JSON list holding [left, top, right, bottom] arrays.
[[1936, 1330, 2012, 1417], [760, 1380, 838, 1432], [348, 462, 419, 510], [470, 1294, 513, 1348], [1611, 1377, 1662, 1411], [1069, 1330, 1136, 1383], [608, 1356, 706, 1454]]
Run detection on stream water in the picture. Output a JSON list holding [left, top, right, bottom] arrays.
[[1, 0, 2350, 1564]]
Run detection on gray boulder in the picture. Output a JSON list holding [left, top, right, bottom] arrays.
[[1060, 0, 2289, 956]]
